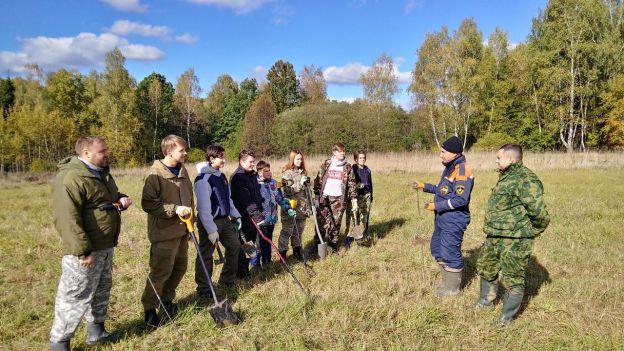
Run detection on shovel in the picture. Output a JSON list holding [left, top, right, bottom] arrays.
[[235, 226, 260, 259], [179, 211, 239, 327], [213, 242, 225, 265], [303, 182, 328, 259], [250, 216, 310, 296]]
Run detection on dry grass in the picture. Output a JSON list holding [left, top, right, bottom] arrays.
[[1, 155, 623, 350]]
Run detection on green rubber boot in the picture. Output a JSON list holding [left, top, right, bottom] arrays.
[[498, 288, 524, 325], [436, 269, 462, 297], [474, 277, 498, 309]]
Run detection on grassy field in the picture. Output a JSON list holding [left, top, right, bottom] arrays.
[[1, 152, 623, 350]]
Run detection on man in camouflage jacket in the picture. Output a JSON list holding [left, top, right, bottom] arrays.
[[475, 144, 550, 325]]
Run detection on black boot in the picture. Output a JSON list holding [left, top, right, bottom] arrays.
[[435, 269, 462, 297], [344, 236, 354, 250], [144, 309, 161, 328], [292, 246, 303, 261], [474, 277, 498, 309], [279, 250, 288, 260], [49, 340, 70, 351], [499, 288, 524, 325], [86, 322, 116, 345]]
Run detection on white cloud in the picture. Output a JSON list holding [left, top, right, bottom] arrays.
[[249, 65, 268, 83], [0, 32, 164, 73], [188, 0, 272, 14], [175, 34, 199, 44], [324, 61, 412, 85], [101, 0, 148, 12], [338, 97, 357, 103], [323, 62, 368, 85], [107, 20, 170, 39], [404, 0, 422, 14]]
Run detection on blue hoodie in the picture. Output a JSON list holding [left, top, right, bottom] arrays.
[[194, 163, 241, 234]]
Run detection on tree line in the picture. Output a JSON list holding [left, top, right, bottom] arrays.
[[1, 0, 623, 172]]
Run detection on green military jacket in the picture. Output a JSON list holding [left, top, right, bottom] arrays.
[[483, 162, 550, 239], [141, 160, 194, 243], [281, 168, 309, 219], [52, 156, 125, 257]]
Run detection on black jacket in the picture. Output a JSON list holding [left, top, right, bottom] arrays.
[[230, 165, 264, 234]]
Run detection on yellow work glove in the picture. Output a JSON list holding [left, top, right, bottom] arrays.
[[424, 202, 436, 211]]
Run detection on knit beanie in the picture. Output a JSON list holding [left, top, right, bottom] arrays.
[[441, 136, 463, 154]]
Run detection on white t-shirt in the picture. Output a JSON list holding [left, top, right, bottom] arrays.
[[323, 162, 344, 197]]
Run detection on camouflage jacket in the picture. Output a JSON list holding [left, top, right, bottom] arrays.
[[313, 158, 357, 207], [483, 162, 550, 239], [281, 168, 309, 218]]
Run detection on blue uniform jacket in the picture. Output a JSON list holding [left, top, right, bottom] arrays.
[[423, 155, 474, 221]]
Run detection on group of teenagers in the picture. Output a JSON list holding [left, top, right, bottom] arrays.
[[48, 133, 549, 351]]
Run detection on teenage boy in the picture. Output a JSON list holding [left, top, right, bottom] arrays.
[[254, 160, 296, 266], [141, 135, 194, 327], [230, 149, 265, 278], [345, 150, 373, 248], [194, 144, 243, 292], [312, 143, 357, 253]]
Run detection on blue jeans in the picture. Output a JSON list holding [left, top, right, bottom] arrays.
[[251, 225, 274, 267]]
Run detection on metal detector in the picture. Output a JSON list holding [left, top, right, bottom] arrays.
[[250, 216, 310, 296]]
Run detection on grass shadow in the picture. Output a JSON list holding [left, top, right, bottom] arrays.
[[518, 255, 551, 317], [368, 217, 407, 243], [461, 247, 481, 290]]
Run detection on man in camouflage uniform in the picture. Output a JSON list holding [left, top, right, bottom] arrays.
[[49, 136, 132, 351], [475, 144, 550, 325], [313, 143, 357, 253]]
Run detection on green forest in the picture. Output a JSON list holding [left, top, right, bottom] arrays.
[[1, 0, 623, 172]]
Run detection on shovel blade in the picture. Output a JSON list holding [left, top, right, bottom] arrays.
[[317, 243, 328, 259], [208, 298, 239, 327], [241, 241, 259, 259], [351, 224, 365, 240]]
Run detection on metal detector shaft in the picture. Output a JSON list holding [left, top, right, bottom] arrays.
[[416, 189, 421, 217], [250, 216, 309, 295]]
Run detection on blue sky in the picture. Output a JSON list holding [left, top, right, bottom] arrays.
[[0, 0, 547, 109]]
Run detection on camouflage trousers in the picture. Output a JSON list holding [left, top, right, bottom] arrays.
[[476, 237, 534, 290], [278, 216, 306, 252], [345, 192, 372, 239], [316, 195, 345, 245], [49, 248, 114, 343], [141, 236, 188, 311]]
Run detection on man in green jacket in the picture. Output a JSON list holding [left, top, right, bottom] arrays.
[[141, 135, 194, 327], [475, 144, 550, 325], [49, 136, 133, 351]]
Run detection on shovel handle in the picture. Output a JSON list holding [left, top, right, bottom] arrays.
[[178, 210, 194, 233]]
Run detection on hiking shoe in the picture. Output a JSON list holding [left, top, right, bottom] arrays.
[[144, 309, 161, 328]]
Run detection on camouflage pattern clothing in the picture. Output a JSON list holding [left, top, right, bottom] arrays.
[[345, 192, 372, 240], [279, 168, 309, 252], [477, 162, 550, 289], [313, 158, 357, 246], [50, 248, 113, 343]]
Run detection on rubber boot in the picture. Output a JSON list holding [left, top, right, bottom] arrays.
[[474, 277, 498, 309], [49, 340, 70, 351], [86, 322, 115, 345], [292, 246, 303, 261], [144, 309, 161, 328], [327, 241, 339, 255], [435, 269, 462, 297], [498, 288, 524, 325]]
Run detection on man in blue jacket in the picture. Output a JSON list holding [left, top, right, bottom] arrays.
[[413, 136, 474, 297]]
